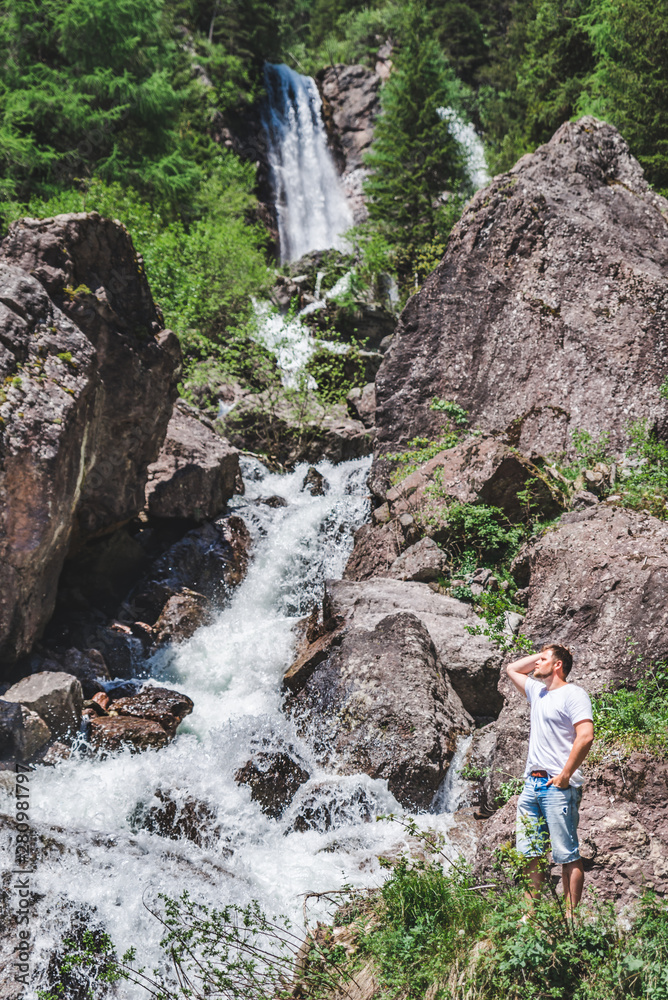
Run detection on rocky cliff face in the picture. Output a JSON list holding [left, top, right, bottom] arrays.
[[374, 117, 668, 474], [317, 64, 381, 224], [0, 213, 181, 664]]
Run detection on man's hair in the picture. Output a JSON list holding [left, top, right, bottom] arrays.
[[542, 643, 573, 677]]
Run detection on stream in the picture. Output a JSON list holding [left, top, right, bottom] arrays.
[[1, 457, 471, 996]]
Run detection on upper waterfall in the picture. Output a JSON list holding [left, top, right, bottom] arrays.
[[262, 63, 353, 262]]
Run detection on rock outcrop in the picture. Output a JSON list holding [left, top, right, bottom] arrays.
[[374, 118, 668, 467], [320, 579, 504, 719], [0, 213, 181, 665], [347, 434, 562, 579], [145, 402, 240, 521], [514, 504, 668, 690], [285, 611, 471, 809], [317, 65, 381, 224]]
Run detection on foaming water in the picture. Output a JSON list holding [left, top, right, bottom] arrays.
[[1, 456, 469, 996]]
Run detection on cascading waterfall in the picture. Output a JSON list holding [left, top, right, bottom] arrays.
[[2, 456, 471, 997], [262, 63, 353, 262]]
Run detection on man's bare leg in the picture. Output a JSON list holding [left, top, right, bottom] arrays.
[[525, 857, 545, 901], [562, 859, 584, 916]]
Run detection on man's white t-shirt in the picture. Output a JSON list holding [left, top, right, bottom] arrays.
[[524, 676, 593, 787]]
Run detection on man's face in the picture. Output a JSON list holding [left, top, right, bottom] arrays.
[[533, 649, 560, 679]]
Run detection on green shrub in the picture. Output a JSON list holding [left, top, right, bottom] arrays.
[[591, 657, 668, 760]]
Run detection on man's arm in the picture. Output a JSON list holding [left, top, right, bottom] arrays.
[[506, 651, 541, 694], [546, 720, 595, 789]]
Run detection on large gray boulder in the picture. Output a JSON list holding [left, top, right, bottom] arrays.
[[285, 612, 471, 809], [322, 578, 504, 718], [0, 213, 181, 667], [3, 671, 83, 738], [374, 118, 668, 470], [145, 403, 240, 520]]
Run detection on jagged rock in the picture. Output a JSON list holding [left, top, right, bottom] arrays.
[[109, 685, 194, 737], [283, 626, 347, 694], [374, 119, 668, 472], [41, 740, 72, 764], [290, 779, 374, 832], [152, 590, 211, 645], [513, 505, 668, 691], [234, 752, 311, 819], [347, 384, 376, 428], [21, 707, 52, 759], [317, 64, 381, 224], [0, 213, 181, 667], [129, 787, 219, 846], [302, 467, 329, 496], [285, 612, 471, 809], [128, 514, 251, 624], [347, 436, 563, 580], [388, 537, 448, 582], [0, 700, 25, 758], [145, 404, 240, 520], [88, 715, 170, 753], [320, 578, 504, 719], [3, 671, 83, 739], [475, 753, 668, 906]]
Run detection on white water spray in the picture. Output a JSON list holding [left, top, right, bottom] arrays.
[[1, 456, 470, 997], [262, 63, 353, 262]]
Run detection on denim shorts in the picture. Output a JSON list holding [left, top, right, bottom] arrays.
[[516, 776, 583, 864]]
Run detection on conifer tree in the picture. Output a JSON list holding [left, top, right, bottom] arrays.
[[363, 1, 468, 251]]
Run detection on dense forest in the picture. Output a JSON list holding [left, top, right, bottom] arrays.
[[1, 0, 667, 379]]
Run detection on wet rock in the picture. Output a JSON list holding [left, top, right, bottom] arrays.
[[347, 383, 376, 428], [0, 700, 25, 758], [513, 505, 668, 691], [129, 514, 251, 624], [321, 578, 504, 720], [49, 648, 110, 699], [235, 752, 311, 819], [152, 590, 211, 646], [88, 716, 170, 753], [285, 611, 472, 809], [302, 467, 329, 496], [3, 671, 83, 739], [109, 685, 194, 737], [388, 537, 447, 583], [40, 740, 72, 764], [374, 119, 668, 468], [475, 753, 668, 906], [21, 707, 52, 758], [91, 691, 111, 711], [317, 64, 381, 224], [291, 779, 374, 832], [129, 787, 219, 846], [258, 495, 288, 508], [0, 213, 181, 667], [90, 625, 144, 679], [145, 403, 240, 520]]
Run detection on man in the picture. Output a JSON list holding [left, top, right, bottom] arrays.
[[506, 644, 594, 914]]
